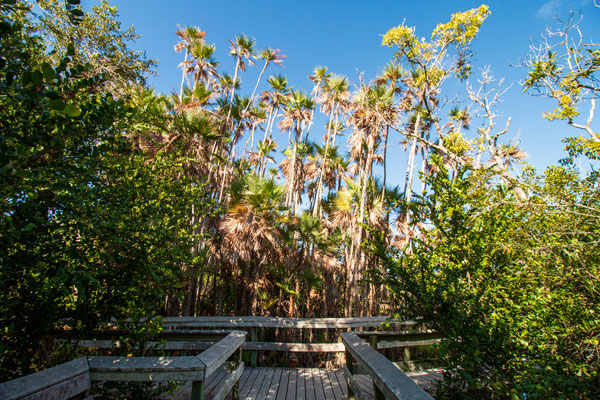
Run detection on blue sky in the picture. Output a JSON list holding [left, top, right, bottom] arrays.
[[109, 0, 599, 185]]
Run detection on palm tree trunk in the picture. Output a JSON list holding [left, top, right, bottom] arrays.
[[381, 125, 389, 202], [404, 112, 421, 226], [179, 49, 189, 102], [313, 103, 338, 217], [226, 57, 241, 123]]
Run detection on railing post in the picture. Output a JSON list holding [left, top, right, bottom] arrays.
[[369, 335, 384, 399], [250, 327, 258, 367], [345, 349, 356, 400], [232, 346, 243, 399], [403, 346, 411, 362], [191, 380, 205, 400], [369, 335, 378, 350]]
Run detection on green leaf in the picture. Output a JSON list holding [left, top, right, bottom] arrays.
[[32, 69, 43, 86], [41, 62, 56, 82], [70, 8, 84, 17], [50, 99, 66, 111], [62, 104, 81, 117], [23, 223, 35, 232], [66, 0, 81, 4]]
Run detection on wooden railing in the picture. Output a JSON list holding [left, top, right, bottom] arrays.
[[160, 316, 419, 367], [68, 317, 437, 369], [0, 330, 246, 400], [341, 331, 435, 400]]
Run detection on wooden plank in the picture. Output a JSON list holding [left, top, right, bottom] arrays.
[[334, 369, 348, 398], [304, 369, 316, 400], [88, 355, 205, 372], [236, 367, 253, 392], [203, 370, 227, 399], [274, 369, 290, 400], [211, 362, 244, 400], [163, 316, 413, 329], [355, 374, 374, 399], [0, 357, 90, 400], [313, 369, 327, 400], [242, 342, 344, 352], [246, 368, 268, 400], [326, 370, 345, 400], [265, 368, 283, 400], [75, 340, 344, 353], [255, 368, 275, 400], [90, 370, 204, 382], [284, 369, 297, 400], [197, 330, 246, 378], [296, 368, 306, 400], [376, 339, 442, 350], [240, 368, 260, 398], [17, 373, 90, 400], [343, 365, 368, 400], [341, 332, 434, 400]]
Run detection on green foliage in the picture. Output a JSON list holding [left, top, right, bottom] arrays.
[[35, 0, 157, 95], [0, 1, 206, 380], [377, 156, 600, 399]]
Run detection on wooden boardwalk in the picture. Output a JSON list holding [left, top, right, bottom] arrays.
[[169, 367, 442, 400]]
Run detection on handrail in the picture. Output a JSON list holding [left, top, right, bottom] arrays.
[[67, 317, 437, 369], [0, 330, 247, 400], [0, 357, 90, 400], [161, 316, 415, 329], [197, 330, 245, 377], [341, 331, 434, 400]]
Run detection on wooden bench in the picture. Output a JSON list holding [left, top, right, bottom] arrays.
[[341, 331, 435, 400], [0, 330, 246, 400]]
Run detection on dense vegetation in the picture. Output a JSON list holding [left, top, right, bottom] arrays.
[[0, 0, 598, 398]]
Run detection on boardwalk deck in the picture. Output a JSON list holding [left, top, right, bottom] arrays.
[[167, 367, 442, 400]]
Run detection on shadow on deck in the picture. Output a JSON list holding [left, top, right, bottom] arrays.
[[169, 367, 442, 400]]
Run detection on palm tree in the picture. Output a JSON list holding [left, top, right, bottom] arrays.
[[261, 74, 291, 141], [305, 66, 331, 139], [220, 174, 288, 315], [226, 34, 257, 123], [278, 90, 314, 213], [313, 74, 349, 217], [189, 41, 219, 89], [249, 48, 286, 105], [376, 62, 404, 200], [174, 25, 206, 101]]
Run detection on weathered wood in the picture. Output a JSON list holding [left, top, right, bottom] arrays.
[[69, 340, 345, 353], [211, 361, 244, 400], [88, 355, 205, 373], [295, 368, 306, 400], [255, 368, 275, 400], [246, 367, 268, 399], [265, 368, 283, 400], [334, 369, 348, 398], [163, 316, 413, 329], [197, 330, 246, 378], [0, 357, 90, 400], [243, 342, 344, 352], [313, 369, 326, 400], [326, 369, 345, 400], [274, 369, 290, 400], [317, 369, 333, 400], [285, 369, 297, 400], [377, 338, 442, 350], [341, 332, 435, 400], [343, 365, 365, 400], [203, 370, 227, 399], [250, 327, 258, 367], [191, 380, 204, 400]]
